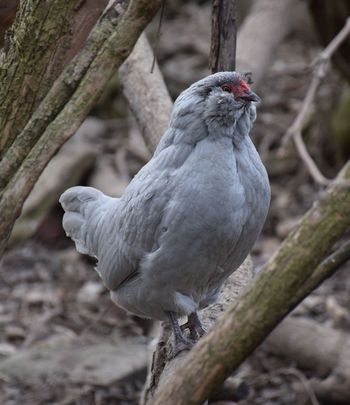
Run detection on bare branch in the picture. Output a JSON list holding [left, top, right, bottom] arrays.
[[279, 17, 350, 187], [320, 16, 350, 61], [0, 0, 162, 254], [119, 33, 173, 151], [210, 0, 237, 72], [0, 0, 109, 155], [289, 239, 350, 309], [0, 0, 19, 48], [293, 129, 332, 186], [0, 2, 128, 192]]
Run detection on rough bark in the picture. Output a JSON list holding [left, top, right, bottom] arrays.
[[142, 260, 254, 405], [0, 0, 162, 255], [288, 238, 350, 310], [0, 0, 108, 155], [150, 161, 350, 405], [0, 0, 19, 48], [0, 1, 125, 192], [9, 118, 107, 243], [210, 0, 237, 72]]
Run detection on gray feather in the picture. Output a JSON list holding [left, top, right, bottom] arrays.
[[60, 71, 271, 321]]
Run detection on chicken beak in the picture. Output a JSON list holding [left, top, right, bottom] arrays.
[[240, 90, 260, 103]]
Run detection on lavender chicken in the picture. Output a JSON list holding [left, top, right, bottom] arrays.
[[60, 72, 270, 355]]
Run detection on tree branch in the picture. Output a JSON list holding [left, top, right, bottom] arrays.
[[279, 17, 350, 187], [119, 32, 173, 151], [210, 0, 237, 72], [0, 0, 162, 254], [0, 0, 19, 48], [0, 0, 109, 155], [289, 239, 350, 310], [151, 160, 350, 405], [142, 260, 254, 405], [0, 1, 128, 192]]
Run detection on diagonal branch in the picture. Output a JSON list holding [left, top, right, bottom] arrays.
[[288, 238, 350, 310], [0, 1, 128, 192], [0, 0, 19, 48], [0, 0, 162, 254], [118, 32, 173, 151], [0, 0, 109, 155], [279, 17, 350, 187]]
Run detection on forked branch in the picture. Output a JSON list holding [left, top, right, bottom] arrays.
[[280, 17, 350, 187]]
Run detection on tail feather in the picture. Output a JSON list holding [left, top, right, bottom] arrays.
[[59, 186, 115, 257]]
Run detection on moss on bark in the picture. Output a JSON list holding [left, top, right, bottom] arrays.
[[0, 0, 162, 254], [0, 2, 127, 192], [0, 0, 77, 153]]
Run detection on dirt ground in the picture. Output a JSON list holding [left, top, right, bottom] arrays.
[[1, 3, 350, 405]]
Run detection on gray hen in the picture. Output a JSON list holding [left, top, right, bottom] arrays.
[[60, 72, 270, 354]]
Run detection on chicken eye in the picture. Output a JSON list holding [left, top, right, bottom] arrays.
[[221, 85, 231, 93]]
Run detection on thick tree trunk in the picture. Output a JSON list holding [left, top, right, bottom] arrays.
[[0, 0, 109, 155], [0, 1, 128, 192], [0, 0, 19, 48]]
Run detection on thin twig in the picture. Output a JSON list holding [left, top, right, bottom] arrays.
[[289, 239, 350, 310], [279, 16, 350, 187], [294, 129, 331, 186], [320, 16, 350, 60]]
